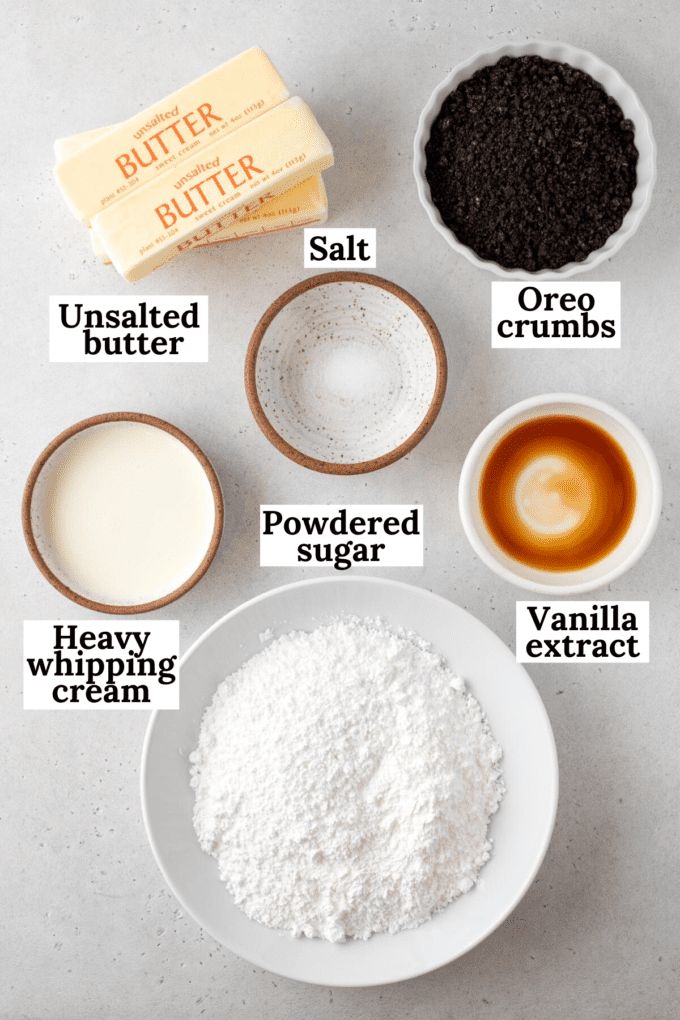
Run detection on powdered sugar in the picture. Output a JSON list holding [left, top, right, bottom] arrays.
[[189, 616, 504, 942]]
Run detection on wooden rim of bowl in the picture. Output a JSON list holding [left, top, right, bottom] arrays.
[[244, 271, 448, 475], [22, 412, 224, 615]]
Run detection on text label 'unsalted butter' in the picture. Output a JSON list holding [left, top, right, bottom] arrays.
[[49, 296, 208, 362]]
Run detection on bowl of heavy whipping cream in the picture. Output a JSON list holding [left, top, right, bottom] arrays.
[[458, 394, 661, 594], [23, 412, 223, 613]]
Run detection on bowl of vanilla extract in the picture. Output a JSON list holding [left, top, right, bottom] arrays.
[[458, 394, 661, 594]]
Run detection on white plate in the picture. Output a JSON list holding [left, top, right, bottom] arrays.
[[413, 40, 656, 278], [141, 577, 558, 986]]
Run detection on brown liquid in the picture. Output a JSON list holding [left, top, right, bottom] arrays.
[[479, 415, 636, 572]]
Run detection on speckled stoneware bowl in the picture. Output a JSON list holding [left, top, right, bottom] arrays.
[[245, 272, 447, 475]]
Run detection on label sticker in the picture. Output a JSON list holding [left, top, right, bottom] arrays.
[[260, 504, 423, 569], [304, 228, 377, 268], [49, 295, 209, 362], [492, 282, 620, 349], [516, 601, 649, 663], [23, 620, 180, 709]]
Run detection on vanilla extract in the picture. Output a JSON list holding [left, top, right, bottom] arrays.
[[479, 415, 635, 572]]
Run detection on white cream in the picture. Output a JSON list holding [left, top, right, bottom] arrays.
[[32, 421, 217, 605]]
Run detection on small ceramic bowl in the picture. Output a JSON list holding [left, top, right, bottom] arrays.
[[458, 394, 662, 594], [23, 412, 224, 614], [245, 272, 447, 474], [413, 40, 656, 278]]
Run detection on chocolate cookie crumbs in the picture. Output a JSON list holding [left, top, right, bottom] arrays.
[[425, 56, 638, 271]]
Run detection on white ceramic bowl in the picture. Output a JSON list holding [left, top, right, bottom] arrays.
[[459, 394, 662, 594], [141, 577, 558, 986], [413, 40, 656, 278]]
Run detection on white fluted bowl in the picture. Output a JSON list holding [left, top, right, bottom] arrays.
[[413, 40, 656, 278]]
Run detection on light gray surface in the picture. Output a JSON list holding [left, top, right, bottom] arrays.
[[1, 1, 678, 1017]]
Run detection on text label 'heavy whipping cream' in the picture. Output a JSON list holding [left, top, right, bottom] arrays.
[[49, 296, 208, 362], [23, 621, 180, 709], [516, 601, 650, 662], [260, 505, 423, 569], [492, 282, 621, 349]]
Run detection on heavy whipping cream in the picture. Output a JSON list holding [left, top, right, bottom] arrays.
[[190, 617, 504, 942], [32, 421, 216, 605]]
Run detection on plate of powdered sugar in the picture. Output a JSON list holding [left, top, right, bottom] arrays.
[[141, 577, 558, 986]]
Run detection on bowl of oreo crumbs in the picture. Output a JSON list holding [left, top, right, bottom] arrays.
[[414, 41, 656, 277]]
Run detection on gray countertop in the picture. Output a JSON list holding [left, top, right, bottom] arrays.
[[2, 1, 678, 1017]]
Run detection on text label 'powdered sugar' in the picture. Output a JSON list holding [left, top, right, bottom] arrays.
[[49, 295, 208, 362], [23, 621, 180, 709], [492, 282, 621, 349], [260, 504, 423, 569], [516, 601, 649, 663]]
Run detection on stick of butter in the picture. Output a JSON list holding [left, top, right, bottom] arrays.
[[54, 125, 113, 161], [96, 176, 328, 261], [94, 97, 334, 282], [55, 47, 289, 224], [195, 175, 328, 243], [56, 124, 327, 261]]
